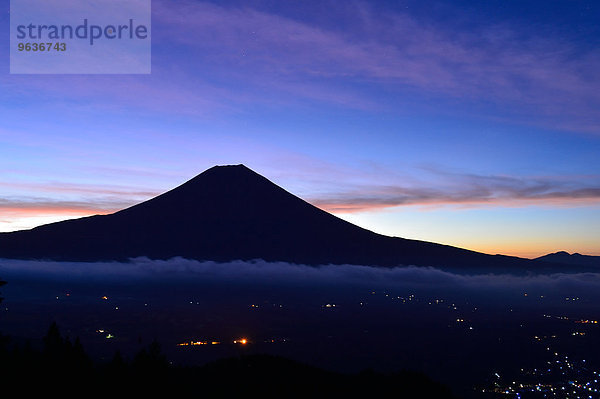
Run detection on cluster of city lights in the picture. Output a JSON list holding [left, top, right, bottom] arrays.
[[177, 338, 248, 346], [483, 334, 599, 398], [32, 285, 599, 399]]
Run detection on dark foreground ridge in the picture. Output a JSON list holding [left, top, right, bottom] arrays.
[[0, 322, 457, 398], [0, 164, 577, 273]]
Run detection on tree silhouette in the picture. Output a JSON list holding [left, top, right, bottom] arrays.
[[0, 278, 8, 362], [39, 321, 92, 379], [0, 278, 5, 304], [108, 350, 126, 372], [132, 339, 168, 372], [43, 321, 64, 359]]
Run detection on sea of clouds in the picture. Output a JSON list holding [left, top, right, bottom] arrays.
[[1, 257, 600, 299]]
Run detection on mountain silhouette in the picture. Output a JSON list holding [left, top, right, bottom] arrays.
[[535, 251, 600, 268], [0, 164, 570, 272]]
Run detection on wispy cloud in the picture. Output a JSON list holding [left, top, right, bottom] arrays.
[[0, 196, 132, 217], [4, 1, 597, 131], [309, 172, 600, 213], [0, 195, 135, 232], [0, 178, 159, 219], [0, 181, 160, 198], [0, 179, 154, 229], [149, 0, 600, 132]]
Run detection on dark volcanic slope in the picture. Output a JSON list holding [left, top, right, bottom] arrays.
[[0, 165, 555, 272]]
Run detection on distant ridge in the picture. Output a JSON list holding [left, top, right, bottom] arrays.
[[535, 251, 600, 269], [0, 164, 577, 273]]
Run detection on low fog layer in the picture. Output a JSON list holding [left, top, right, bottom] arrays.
[[2, 257, 600, 298]]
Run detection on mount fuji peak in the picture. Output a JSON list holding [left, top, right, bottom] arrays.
[[0, 164, 556, 272]]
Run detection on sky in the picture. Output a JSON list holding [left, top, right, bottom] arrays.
[[1, 0, 599, 258]]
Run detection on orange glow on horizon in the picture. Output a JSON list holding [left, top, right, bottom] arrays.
[[1, 203, 597, 259], [0, 207, 112, 217], [0, 207, 116, 233], [456, 245, 599, 259], [314, 197, 600, 214]]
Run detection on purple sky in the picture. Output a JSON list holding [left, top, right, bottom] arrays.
[[1, 0, 599, 258]]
